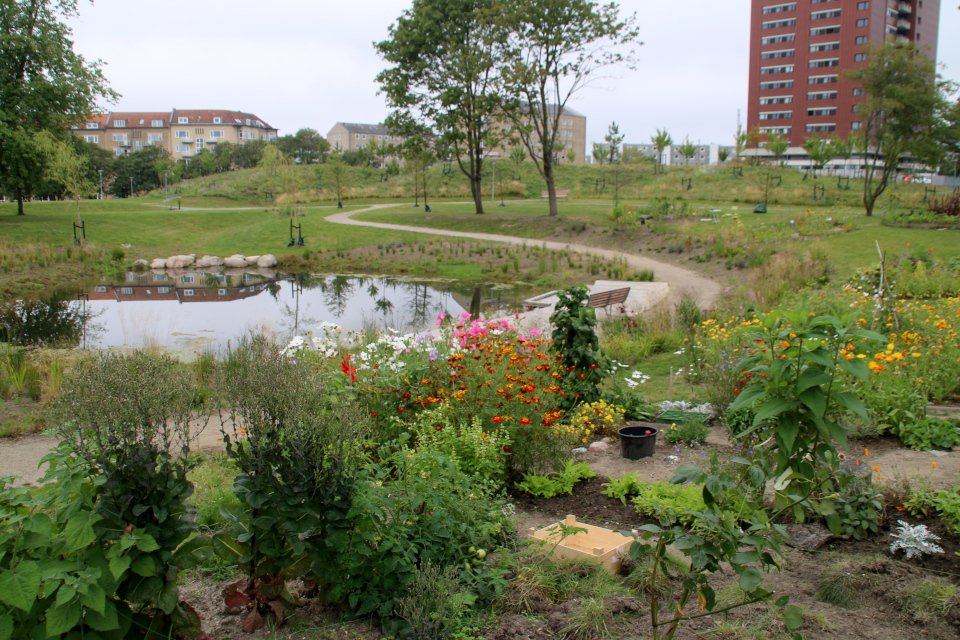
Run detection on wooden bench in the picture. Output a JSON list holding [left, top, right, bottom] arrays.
[[541, 190, 570, 199], [588, 287, 630, 313]]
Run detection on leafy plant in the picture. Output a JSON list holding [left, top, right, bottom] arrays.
[[49, 352, 213, 636], [904, 483, 960, 535], [516, 461, 596, 499], [567, 399, 625, 441], [890, 521, 944, 560], [832, 475, 883, 540], [396, 563, 471, 640], [897, 417, 960, 451], [601, 472, 643, 505], [662, 415, 709, 446], [550, 286, 608, 407], [409, 408, 511, 482], [214, 336, 365, 632], [632, 481, 707, 527]]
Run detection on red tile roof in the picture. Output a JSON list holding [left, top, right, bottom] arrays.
[[171, 109, 275, 129], [106, 112, 172, 128]]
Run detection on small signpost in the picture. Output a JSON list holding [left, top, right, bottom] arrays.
[[288, 220, 304, 247], [72, 220, 85, 246]]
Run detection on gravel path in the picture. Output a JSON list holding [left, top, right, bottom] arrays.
[[325, 204, 724, 308]]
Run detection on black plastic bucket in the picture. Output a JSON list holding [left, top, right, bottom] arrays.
[[618, 425, 658, 460]]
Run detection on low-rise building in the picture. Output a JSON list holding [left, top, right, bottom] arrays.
[[72, 108, 278, 161], [326, 123, 404, 154]]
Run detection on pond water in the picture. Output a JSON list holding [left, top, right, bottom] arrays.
[[1, 270, 536, 355]]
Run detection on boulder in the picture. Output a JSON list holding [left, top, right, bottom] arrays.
[[257, 267, 278, 279], [257, 254, 278, 268], [132, 259, 149, 270], [223, 255, 247, 268], [165, 255, 193, 269], [588, 441, 610, 453], [244, 255, 261, 265], [150, 258, 168, 270], [571, 447, 588, 455], [205, 255, 225, 267]]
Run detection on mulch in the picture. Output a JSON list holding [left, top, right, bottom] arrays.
[[510, 475, 658, 531]]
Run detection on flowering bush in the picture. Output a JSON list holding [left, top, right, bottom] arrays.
[[567, 399, 626, 442], [407, 408, 511, 482]]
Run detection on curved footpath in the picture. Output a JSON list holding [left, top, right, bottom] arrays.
[[325, 204, 724, 308]]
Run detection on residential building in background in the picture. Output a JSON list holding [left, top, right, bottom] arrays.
[[326, 123, 404, 153], [621, 143, 736, 166], [747, 0, 940, 148], [72, 109, 278, 161], [486, 105, 587, 164]]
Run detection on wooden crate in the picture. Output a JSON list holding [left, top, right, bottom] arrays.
[[527, 515, 637, 575]]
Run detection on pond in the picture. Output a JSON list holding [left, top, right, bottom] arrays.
[[1, 270, 537, 355]]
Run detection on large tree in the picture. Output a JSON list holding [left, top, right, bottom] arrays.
[[376, 0, 506, 215], [0, 0, 116, 215], [497, 0, 639, 216], [274, 128, 328, 165], [848, 43, 952, 216]]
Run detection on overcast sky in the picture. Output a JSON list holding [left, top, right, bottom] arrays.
[[67, 0, 960, 148]]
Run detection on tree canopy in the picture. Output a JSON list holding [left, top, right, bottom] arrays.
[[0, 0, 117, 215], [848, 43, 953, 216]]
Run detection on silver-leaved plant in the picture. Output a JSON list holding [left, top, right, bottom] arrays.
[[889, 520, 944, 560]]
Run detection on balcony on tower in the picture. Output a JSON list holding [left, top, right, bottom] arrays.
[[897, 2, 912, 15]]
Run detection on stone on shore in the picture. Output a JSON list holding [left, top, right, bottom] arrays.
[[257, 254, 278, 268], [223, 255, 247, 268]]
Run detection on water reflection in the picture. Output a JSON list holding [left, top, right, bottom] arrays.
[[0, 291, 98, 347], [16, 270, 533, 352]]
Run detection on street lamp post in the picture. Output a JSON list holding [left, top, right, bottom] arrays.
[[487, 151, 500, 203], [98, 170, 103, 200]]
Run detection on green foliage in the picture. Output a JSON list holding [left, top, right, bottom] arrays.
[[632, 482, 706, 527], [897, 417, 960, 451], [516, 461, 596, 499], [396, 563, 472, 640], [662, 415, 709, 447], [322, 442, 514, 620], [109, 247, 124, 262], [831, 476, 883, 540], [48, 352, 212, 634], [214, 336, 366, 632], [410, 408, 511, 482], [729, 305, 885, 523], [560, 596, 613, 640], [904, 483, 960, 535], [814, 555, 883, 608], [601, 472, 643, 505], [188, 455, 241, 530], [550, 285, 608, 407], [893, 577, 958, 624]]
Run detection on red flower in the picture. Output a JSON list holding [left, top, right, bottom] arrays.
[[436, 426, 443, 431], [370, 412, 378, 417], [492, 416, 504, 423], [341, 356, 357, 382], [734, 389, 740, 394], [503, 445, 511, 453], [520, 418, 531, 425]]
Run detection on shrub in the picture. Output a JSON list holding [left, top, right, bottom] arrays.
[[831, 475, 883, 540], [214, 336, 366, 632], [633, 482, 706, 527], [567, 399, 625, 442], [396, 563, 471, 640], [110, 247, 125, 262], [408, 408, 511, 482], [516, 461, 596, 499], [897, 417, 960, 451], [662, 414, 709, 447], [550, 286, 607, 407]]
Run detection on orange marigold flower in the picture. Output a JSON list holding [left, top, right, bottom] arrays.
[[521, 418, 531, 425], [492, 416, 503, 423]]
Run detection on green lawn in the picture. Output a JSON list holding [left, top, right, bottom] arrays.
[[0, 200, 437, 259]]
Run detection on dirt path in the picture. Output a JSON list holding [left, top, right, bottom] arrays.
[[325, 204, 725, 308]]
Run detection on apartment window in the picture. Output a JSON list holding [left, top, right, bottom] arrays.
[[854, 53, 867, 61], [196, 139, 203, 150], [158, 287, 170, 294], [147, 133, 163, 142], [761, 49, 794, 59], [120, 287, 134, 295], [851, 122, 863, 130], [857, 1, 869, 8], [761, 65, 794, 75], [195, 128, 204, 135], [153, 274, 166, 282], [760, 96, 793, 105], [86, 122, 99, 129], [83, 135, 98, 143], [760, 80, 794, 90], [180, 276, 195, 284], [762, 18, 796, 29], [808, 75, 839, 84], [113, 119, 126, 127], [218, 289, 227, 296], [761, 34, 795, 44], [178, 117, 188, 124], [810, 42, 840, 52], [94, 286, 107, 293], [807, 91, 838, 100], [807, 108, 837, 117], [245, 119, 252, 126], [811, 9, 841, 19], [113, 148, 125, 156], [810, 25, 841, 35], [112, 133, 127, 142], [210, 130, 225, 138], [760, 127, 792, 135], [853, 87, 865, 96], [809, 58, 839, 68], [175, 130, 189, 138], [132, 130, 141, 139], [175, 145, 186, 153], [213, 117, 222, 124], [852, 104, 860, 113], [151, 119, 164, 127], [362, 134, 367, 139], [759, 111, 792, 120], [806, 124, 836, 133], [856, 35, 868, 44], [762, 3, 796, 14], [183, 290, 195, 297], [355, 134, 359, 139], [856, 18, 868, 27]]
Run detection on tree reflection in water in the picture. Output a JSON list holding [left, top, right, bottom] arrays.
[[0, 292, 99, 347]]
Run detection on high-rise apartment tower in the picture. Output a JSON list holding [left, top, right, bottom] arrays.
[[747, 0, 940, 147]]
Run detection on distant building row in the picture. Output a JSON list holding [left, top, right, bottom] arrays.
[[326, 105, 588, 164], [73, 109, 278, 162]]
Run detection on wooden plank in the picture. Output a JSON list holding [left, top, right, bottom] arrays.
[[588, 287, 630, 310], [540, 190, 570, 198]]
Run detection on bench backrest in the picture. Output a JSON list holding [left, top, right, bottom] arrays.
[[541, 190, 570, 197], [588, 287, 630, 309]]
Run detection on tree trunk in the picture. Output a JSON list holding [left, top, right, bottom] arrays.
[[16, 188, 25, 216], [471, 175, 485, 214], [545, 160, 558, 217]]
